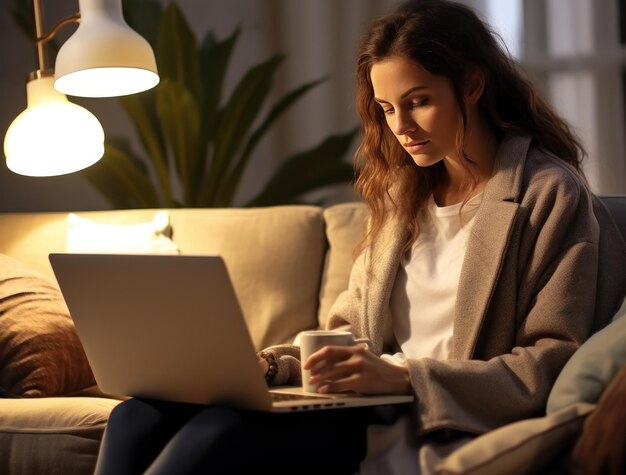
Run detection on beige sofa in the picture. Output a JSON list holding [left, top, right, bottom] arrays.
[[0, 199, 624, 475]]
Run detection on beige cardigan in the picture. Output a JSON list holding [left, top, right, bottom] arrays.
[[269, 134, 626, 436]]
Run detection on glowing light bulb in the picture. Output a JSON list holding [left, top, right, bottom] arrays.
[[4, 75, 105, 177]]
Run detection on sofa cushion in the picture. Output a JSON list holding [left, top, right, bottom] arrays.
[[435, 402, 594, 475], [547, 313, 626, 414], [318, 202, 367, 329], [0, 396, 119, 475], [166, 206, 327, 350], [67, 211, 178, 254], [0, 254, 95, 397]]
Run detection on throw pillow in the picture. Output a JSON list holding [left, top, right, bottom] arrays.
[[0, 254, 95, 397], [435, 402, 594, 475], [67, 211, 178, 254], [546, 313, 626, 414], [571, 362, 626, 475], [317, 202, 367, 329]]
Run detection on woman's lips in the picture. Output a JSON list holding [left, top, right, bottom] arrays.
[[404, 139, 430, 154]]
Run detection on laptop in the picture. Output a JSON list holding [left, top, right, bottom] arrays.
[[49, 253, 414, 412]]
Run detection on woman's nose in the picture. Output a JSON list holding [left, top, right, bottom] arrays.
[[394, 111, 416, 136]]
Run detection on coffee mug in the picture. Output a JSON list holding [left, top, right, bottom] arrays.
[[299, 330, 371, 393]]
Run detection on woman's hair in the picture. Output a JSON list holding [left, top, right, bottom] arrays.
[[354, 0, 586, 254]]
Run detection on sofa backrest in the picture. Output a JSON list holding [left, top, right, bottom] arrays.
[[600, 195, 626, 240], [0, 206, 332, 350]]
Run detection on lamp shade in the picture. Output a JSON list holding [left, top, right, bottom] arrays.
[[54, 0, 159, 97], [4, 75, 105, 177]]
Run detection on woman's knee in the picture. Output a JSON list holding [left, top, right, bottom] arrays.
[[179, 405, 251, 447], [106, 399, 160, 432]]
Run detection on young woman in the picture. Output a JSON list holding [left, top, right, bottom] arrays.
[[95, 1, 626, 473]]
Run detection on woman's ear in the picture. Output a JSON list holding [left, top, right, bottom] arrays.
[[464, 69, 485, 105]]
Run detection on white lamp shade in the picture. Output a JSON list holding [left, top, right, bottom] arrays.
[[54, 0, 159, 97], [4, 76, 105, 177]]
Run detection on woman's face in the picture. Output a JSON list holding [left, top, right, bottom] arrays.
[[370, 56, 461, 167]]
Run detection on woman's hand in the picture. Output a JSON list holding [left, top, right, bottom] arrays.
[[257, 354, 269, 375], [302, 345, 412, 395]]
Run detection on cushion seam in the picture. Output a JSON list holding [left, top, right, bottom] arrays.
[[0, 424, 107, 435]]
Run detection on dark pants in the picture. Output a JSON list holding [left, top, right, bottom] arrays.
[[95, 398, 385, 475]]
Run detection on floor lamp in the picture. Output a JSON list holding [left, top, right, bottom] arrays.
[[4, 0, 159, 177]]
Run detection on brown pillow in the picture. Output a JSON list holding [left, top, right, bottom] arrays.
[[0, 254, 95, 397], [570, 363, 626, 475]]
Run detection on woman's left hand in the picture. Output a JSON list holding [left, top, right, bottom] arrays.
[[303, 344, 412, 395]]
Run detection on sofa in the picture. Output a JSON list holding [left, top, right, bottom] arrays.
[[0, 198, 624, 475]]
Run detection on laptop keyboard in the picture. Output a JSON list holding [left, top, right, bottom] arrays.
[[270, 392, 333, 402]]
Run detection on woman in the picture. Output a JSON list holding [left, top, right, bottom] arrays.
[[96, 1, 626, 473]]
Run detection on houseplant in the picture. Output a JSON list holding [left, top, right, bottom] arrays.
[[10, 0, 357, 208]]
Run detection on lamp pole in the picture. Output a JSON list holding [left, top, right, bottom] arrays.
[[32, 0, 81, 73]]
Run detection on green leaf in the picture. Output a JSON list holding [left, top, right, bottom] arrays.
[[200, 54, 285, 206], [80, 141, 161, 209], [122, 0, 162, 49], [199, 26, 240, 143], [246, 129, 358, 207], [155, 79, 200, 206], [218, 77, 327, 205], [156, 3, 201, 100], [118, 91, 174, 206]]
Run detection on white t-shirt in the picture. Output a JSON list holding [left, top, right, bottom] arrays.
[[360, 193, 483, 475]]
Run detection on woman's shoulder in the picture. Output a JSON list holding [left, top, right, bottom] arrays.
[[520, 145, 591, 207]]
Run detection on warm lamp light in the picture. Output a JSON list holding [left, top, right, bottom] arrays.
[[4, 73, 104, 177], [54, 0, 159, 97], [3, 0, 159, 177]]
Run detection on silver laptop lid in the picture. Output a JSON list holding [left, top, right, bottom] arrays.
[[49, 253, 272, 410]]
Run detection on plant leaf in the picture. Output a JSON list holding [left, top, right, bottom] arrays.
[[80, 141, 161, 209], [122, 0, 162, 49], [156, 3, 201, 100], [245, 129, 358, 207], [200, 54, 284, 206], [155, 79, 200, 206], [199, 26, 240, 143], [218, 77, 327, 205], [118, 91, 174, 206], [195, 26, 240, 188]]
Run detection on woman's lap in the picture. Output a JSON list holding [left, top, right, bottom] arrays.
[[96, 398, 375, 475]]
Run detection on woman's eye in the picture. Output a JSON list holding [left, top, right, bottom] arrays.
[[412, 98, 429, 108], [383, 108, 394, 115]]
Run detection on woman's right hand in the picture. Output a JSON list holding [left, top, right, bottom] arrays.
[[257, 354, 269, 375], [303, 344, 412, 395]]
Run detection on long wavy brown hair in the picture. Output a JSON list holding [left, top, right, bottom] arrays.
[[354, 0, 586, 255]]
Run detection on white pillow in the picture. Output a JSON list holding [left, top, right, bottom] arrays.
[[67, 211, 178, 254], [546, 313, 626, 414]]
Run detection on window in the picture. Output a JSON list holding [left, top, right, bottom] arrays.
[[477, 0, 626, 194]]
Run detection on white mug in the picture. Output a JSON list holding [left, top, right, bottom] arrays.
[[299, 330, 371, 393]]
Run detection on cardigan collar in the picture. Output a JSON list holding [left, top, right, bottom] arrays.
[[452, 134, 532, 359]]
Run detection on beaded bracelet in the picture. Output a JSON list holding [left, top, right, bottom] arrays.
[[260, 351, 278, 384]]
